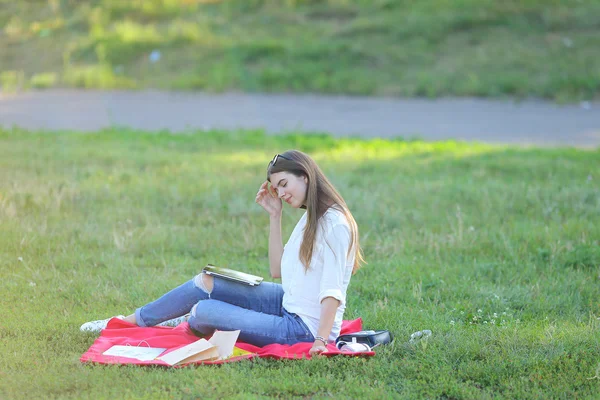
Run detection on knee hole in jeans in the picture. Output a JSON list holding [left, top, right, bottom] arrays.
[[193, 272, 213, 295], [190, 301, 212, 319]]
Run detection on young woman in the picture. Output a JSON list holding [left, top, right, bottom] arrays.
[[81, 150, 364, 355]]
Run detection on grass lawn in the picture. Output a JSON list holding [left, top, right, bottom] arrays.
[[1, 128, 599, 399], [1, 0, 599, 101]]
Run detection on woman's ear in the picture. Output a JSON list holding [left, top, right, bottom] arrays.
[[303, 175, 308, 184]]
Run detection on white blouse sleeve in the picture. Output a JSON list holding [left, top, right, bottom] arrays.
[[318, 223, 351, 305]]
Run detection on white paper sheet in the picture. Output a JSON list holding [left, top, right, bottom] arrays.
[[103, 345, 167, 361], [208, 330, 241, 360]]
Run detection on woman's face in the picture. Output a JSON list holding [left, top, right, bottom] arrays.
[[269, 171, 308, 208]]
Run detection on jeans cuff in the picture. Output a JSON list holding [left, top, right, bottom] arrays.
[[135, 307, 148, 327]]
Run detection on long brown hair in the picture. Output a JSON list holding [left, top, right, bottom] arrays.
[[267, 150, 365, 273]]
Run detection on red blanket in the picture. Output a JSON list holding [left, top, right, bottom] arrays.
[[80, 318, 375, 366]]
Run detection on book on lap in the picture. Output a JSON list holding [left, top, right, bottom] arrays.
[[202, 264, 263, 286]]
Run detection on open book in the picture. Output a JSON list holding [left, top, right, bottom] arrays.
[[202, 264, 263, 286], [102, 330, 243, 366], [158, 330, 242, 365]]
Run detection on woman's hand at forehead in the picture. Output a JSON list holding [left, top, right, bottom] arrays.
[[255, 180, 282, 218]]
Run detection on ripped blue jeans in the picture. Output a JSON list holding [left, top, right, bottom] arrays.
[[135, 274, 314, 347]]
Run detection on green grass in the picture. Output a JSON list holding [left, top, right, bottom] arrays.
[[1, 128, 600, 399], [1, 0, 599, 101]]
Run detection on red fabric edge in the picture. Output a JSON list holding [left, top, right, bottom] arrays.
[[80, 317, 375, 366]]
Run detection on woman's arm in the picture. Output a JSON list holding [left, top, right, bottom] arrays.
[[269, 214, 284, 278], [310, 297, 340, 355], [255, 181, 284, 278], [310, 222, 352, 355]]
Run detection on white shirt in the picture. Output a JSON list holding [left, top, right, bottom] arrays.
[[281, 207, 355, 341]]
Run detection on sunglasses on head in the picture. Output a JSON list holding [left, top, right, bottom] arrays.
[[267, 154, 291, 170]]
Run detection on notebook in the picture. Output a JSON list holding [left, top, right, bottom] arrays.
[[202, 264, 263, 286]]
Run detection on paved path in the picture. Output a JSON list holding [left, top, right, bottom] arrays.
[[1, 90, 598, 147]]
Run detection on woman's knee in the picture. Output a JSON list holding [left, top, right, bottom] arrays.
[[193, 272, 213, 294], [188, 300, 219, 334], [190, 299, 217, 319]]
